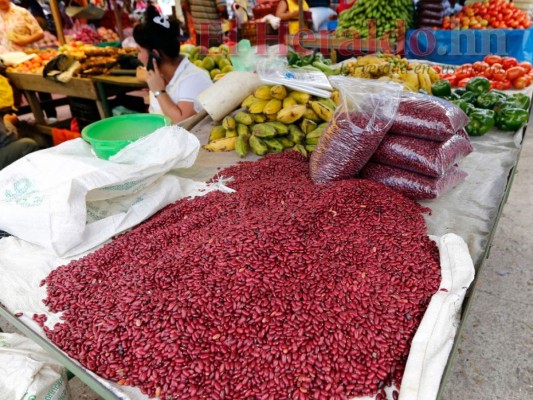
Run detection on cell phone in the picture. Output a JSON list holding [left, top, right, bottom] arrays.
[[146, 52, 161, 71]]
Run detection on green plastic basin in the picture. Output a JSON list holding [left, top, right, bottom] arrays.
[[81, 114, 171, 160]]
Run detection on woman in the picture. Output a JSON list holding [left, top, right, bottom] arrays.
[[276, 0, 309, 35], [0, 0, 44, 52], [133, 7, 213, 124]]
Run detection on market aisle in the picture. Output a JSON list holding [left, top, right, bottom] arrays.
[[442, 120, 533, 400], [1, 121, 532, 399]]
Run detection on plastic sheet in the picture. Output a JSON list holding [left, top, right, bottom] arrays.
[[309, 77, 402, 184], [360, 162, 468, 200], [372, 130, 474, 178], [390, 92, 469, 142]]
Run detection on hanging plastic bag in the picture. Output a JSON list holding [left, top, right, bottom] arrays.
[[309, 77, 402, 184]]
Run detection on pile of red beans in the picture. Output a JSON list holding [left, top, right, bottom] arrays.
[[36, 152, 441, 399]]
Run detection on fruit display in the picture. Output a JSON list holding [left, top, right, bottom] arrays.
[[336, 0, 415, 39], [341, 54, 442, 94], [203, 84, 340, 157], [439, 55, 533, 90], [97, 27, 120, 42], [432, 76, 531, 135], [442, 0, 531, 29], [36, 31, 60, 48], [66, 25, 103, 44], [180, 44, 234, 81], [5, 48, 58, 74]]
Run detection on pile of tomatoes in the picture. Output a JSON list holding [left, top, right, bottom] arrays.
[[440, 55, 533, 90], [442, 0, 531, 30]]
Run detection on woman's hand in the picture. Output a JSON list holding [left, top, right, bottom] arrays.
[[146, 61, 166, 92]]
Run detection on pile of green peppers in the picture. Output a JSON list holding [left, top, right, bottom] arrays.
[[431, 76, 531, 136], [286, 50, 341, 76]]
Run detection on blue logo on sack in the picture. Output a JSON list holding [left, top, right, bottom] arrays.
[[4, 177, 44, 207]]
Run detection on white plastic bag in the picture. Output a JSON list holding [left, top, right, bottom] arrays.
[[0, 333, 70, 400], [0, 126, 202, 257]]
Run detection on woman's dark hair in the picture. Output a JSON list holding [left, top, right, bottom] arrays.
[[133, 6, 181, 58]]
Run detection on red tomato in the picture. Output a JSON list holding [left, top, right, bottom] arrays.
[[484, 55, 502, 65], [506, 66, 526, 81], [502, 57, 518, 70], [512, 76, 528, 90], [432, 65, 443, 73], [493, 80, 512, 90], [473, 61, 489, 72], [481, 68, 493, 79], [458, 77, 470, 88], [519, 61, 532, 74], [443, 74, 458, 87], [492, 68, 507, 81]]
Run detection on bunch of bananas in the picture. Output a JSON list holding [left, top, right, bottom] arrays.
[[180, 44, 233, 81], [342, 54, 442, 94], [203, 84, 339, 157]]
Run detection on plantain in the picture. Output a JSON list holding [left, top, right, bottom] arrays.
[[252, 123, 277, 138], [306, 126, 325, 140], [289, 91, 311, 104], [301, 119, 317, 134], [305, 137, 320, 146], [305, 144, 316, 152], [292, 143, 308, 157], [235, 134, 249, 158], [427, 67, 441, 83], [265, 121, 289, 135], [400, 70, 419, 92], [288, 124, 306, 144], [234, 111, 253, 125], [209, 125, 226, 142], [249, 135, 269, 156], [237, 123, 250, 138], [263, 98, 283, 115], [283, 96, 298, 108], [248, 99, 269, 114], [254, 85, 273, 100], [250, 113, 266, 123], [265, 113, 278, 122], [303, 107, 321, 122], [222, 116, 236, 130], [417, 70, 432, 94], [318, 98, 337, 111], [278, 137, 295, 148], [310, 101, 334, 122], [241, 94, 257, 108], [270, 85, 288, 100], [225, 129, 237, 138], [276, 104, 307, 124], [331, 90, 340, 106], [263, 138, 284, 153], [203, 136, 237, 152]]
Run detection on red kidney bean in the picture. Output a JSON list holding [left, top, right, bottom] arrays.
[[38, 152, 440, 399]]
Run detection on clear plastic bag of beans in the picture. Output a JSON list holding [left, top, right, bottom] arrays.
[[390, 92, 469, 142], [371, 129, 474, 178], [310, 77, 402, 184], [360, 162, 468, 200]]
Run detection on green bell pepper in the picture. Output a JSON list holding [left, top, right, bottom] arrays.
[[475, 91, 507, 109], [454, 88, 467, 97], [465, 109, 495, 136], [431, 80, 452, 97], [287, 50, 301, 66], [494, 107, 529, 131], [465, 76, 491, 94], [451, 99, 475, 115], [506, 93, 531, 110], [461, 91, 479, 104]]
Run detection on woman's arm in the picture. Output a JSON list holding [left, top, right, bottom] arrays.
[[276, 1, 299, 21], [154, 95, 196, 124], [11, 32, 44, 47]]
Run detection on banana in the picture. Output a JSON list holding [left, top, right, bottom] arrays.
[[263, 98, 282, 115], [427, 67, 441, 83], [278, 137, 294, 148], [331, 90, 340, 106], [249, 135, 269, 156], [235, 111, 253, 125], [305, 144, 316, 152], [400, 70, 419, 92], [306, 126, 324, 140], [306, 137, 320, 146], [252, 123, 277, 138], [270, 85, 288, 100], [303, 107, 321, 122], [318, 98, 337, 111], [301, 119, 317, 134], [235, 134, 249, 158], [265, 121, 289, 135], [225, 129, 237, 138], [250, 113, 266, 123], [276, 104, 307, 124], [203, 136, 237, 152], [310, 101, 334, 122], [241, 94, 256, 108], [283, 96, 297, 108], [263, 138, 284, 153], [265, 113, 278, 122], [248, 99, 269, 114], [254, 85, 273, 100], [222, 116, 236, 130], [237, 123, 250, 138], [288, 124, 306, 144], [417, 70, 432, 94], [289, 91, 311, 104], [292, 143, 308, 158], [209, 125, 226, 142]]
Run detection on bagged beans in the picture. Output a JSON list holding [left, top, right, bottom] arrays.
[[310, 77, 402, 184], [390, 93, 469, 141], [361, 162, 468, 200], [372, 129, 474, 178]]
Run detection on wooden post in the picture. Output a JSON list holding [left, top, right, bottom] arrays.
[[49, 0, 65, 45], [298, 0, 304, 31], [110, 0, 124, 40]]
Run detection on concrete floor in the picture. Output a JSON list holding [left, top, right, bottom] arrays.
[[1, 118, 532, 400]]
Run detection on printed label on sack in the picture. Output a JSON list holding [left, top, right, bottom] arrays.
[[0, 335, 11, 348], [3, 177, 44, 207]]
